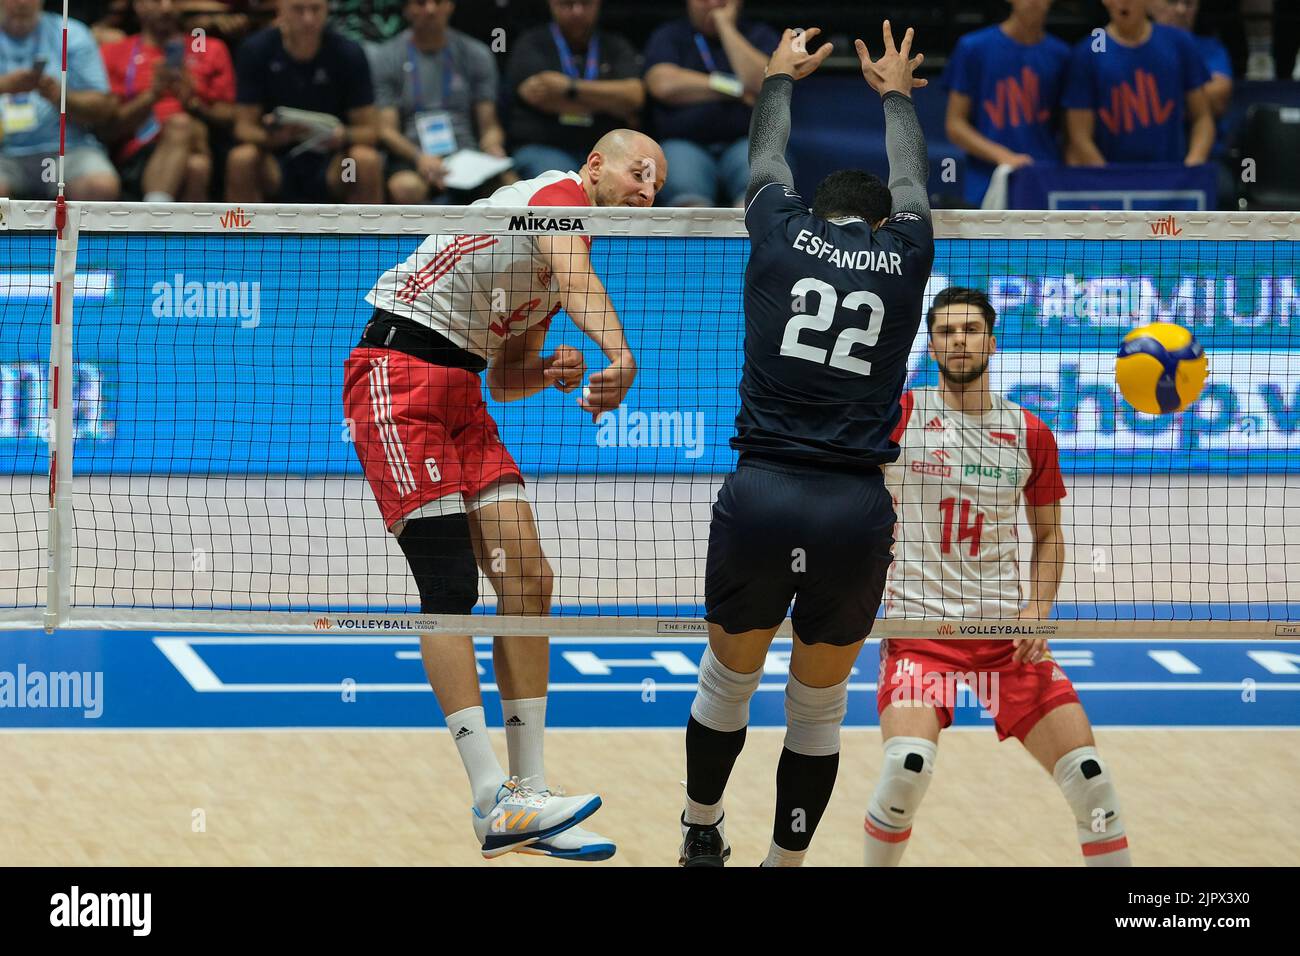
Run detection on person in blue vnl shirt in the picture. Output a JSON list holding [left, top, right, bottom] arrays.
[[944, 0, 1071, 205], [1148, 0, 1232, 153], [1063, 0, 1213, 166]]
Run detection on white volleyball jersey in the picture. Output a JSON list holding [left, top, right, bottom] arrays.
[[365, 170, 591, 359], [882, 387, 1066, 620]]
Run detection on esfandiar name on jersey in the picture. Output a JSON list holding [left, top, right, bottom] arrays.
[[508, 214, 586, 231], [792, 229, 902, 274]]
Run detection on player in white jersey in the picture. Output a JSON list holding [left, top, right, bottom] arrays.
[[863, 286, 1132, 866], [344, 129, 666, 860]]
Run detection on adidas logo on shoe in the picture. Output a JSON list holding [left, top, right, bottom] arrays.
[[454, 726, 472, 739], [504, 716, 525, 727]]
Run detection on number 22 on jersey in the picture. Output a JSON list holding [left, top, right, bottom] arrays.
[[779, 277, 885, 377]]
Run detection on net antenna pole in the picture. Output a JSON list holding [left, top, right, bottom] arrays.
[[44, 1, 77, 633]]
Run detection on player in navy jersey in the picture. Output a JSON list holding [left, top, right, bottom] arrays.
[[678, 21, 934, 866]]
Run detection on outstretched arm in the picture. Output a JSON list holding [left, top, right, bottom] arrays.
[[856, 22, 931, 221], [536, 234, 636, 420], [745, 27, 833, 207], [883, 90, 931, 221]]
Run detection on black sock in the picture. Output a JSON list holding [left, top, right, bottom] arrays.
[[685, 716, 747, 808], [772, 747, 840, 852]]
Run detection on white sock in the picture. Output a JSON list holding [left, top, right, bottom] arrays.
[[501, 696, 547, 789], [684, 796, 722, 826], [762, 841, 807, 867], [445, 705, 507, 813], [142, 190, 174, 203]]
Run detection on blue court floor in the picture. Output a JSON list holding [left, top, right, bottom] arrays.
[[0, 632, 1297, 730]]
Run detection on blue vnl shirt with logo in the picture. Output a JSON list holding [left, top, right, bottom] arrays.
[[944, 25, 1071, 204], [1061, 22, 1210, 163]]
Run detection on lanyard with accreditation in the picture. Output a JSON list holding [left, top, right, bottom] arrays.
[[550, 23, 599, 127], [694, 32, 744, 98], [408, 41, 458, 156]]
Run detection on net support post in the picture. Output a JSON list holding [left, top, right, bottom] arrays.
[[44, 198, 79, 634]]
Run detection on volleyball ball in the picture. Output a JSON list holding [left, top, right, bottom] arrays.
[[1115, 322, 1208, 416]]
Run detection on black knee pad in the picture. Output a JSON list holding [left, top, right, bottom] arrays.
[[396, 514, 479, 614]]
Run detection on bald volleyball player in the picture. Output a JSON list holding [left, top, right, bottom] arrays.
[[343, 129, 666, 861]]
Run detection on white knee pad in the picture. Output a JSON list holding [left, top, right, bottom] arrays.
[[690, 646, 763, 733], [1053, 746, 1125, 844], [783, 675, 849, 757], [867, 736, 937, 833]]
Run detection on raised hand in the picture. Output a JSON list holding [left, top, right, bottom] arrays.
[[855, 20, 927, 98], [765, 27, 834, 81]]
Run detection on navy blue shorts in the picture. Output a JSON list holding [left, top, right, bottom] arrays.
[[704, 457, 896, 647]]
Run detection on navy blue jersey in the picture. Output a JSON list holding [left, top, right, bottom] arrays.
[[732, 181, 935, 470]]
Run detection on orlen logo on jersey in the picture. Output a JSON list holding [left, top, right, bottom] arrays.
[[508, 214, 586, 231], [911, 460, 952, 478]]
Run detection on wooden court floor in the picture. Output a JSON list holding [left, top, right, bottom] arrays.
[[2, 729, 1296, 866]]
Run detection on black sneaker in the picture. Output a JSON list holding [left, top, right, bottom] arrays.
[[678, 812, 731, 867]]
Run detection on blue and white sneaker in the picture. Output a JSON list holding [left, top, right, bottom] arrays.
[[519, 824, 617, 862], [472, 778, 601, 859]]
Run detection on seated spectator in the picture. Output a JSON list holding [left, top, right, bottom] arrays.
[[101, 0, 236, 202], [0, 0, 119, 199], [944, 0, 1071, 206], [506, 0, 643, 181], [367, 0, 505, 204], [643, 0, 777, 207], [1063, 0, 1214, 166], [226, 0, 382, 203], [1149, 0, 1231, 118], [330, 0, 405, 47]]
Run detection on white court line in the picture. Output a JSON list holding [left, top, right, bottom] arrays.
[[151, 637, 1300, 694], [2, 725, 1298, 735], [153, 638, 224, 691]]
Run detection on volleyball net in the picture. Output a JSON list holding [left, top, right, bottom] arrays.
[[1, 200, 1297, 638]]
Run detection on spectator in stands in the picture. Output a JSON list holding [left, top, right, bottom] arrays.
[[1149, 0, 1232, 118], [1062, 0, 1214, 166], [226, 0, 382, 203], [944, 0, 1071, 206], [101, 0, 236, 201], [368, 0, 505, 203], [331, 0, 406, 47], [0, 0, 119, 198], [506, 0, 643, 180], [643, 0, 777, 206]]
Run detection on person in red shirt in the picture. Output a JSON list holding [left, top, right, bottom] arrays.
[[100, 0, 236, 201]]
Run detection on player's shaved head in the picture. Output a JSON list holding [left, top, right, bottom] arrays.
[[592, 129, 661, 166], [584, 129, 667, 208]]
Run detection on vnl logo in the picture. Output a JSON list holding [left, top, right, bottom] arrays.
[[150, 272, 261, 328], [50, 886, 151, 936], [595, 404, 706, 460]]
